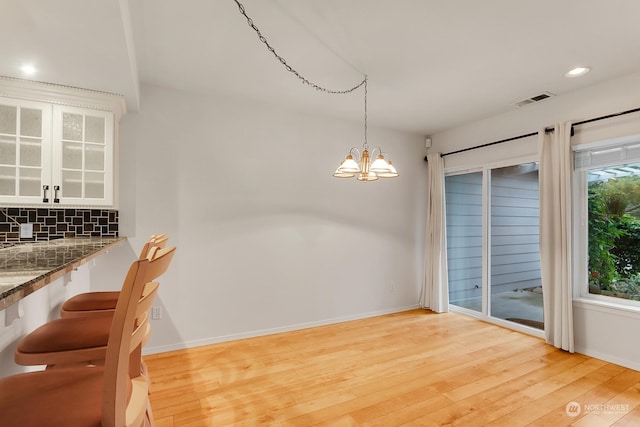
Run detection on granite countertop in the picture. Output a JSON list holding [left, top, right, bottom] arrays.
[[0, 237, 126, 310]]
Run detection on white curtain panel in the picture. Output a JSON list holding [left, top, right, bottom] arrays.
[[538, 123, 574, 352], [421, 153, 449, 313]]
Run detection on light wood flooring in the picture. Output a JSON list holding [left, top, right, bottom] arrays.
[[143, 309, 640, 426]]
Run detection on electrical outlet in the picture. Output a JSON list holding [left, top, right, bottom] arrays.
[[20, 223, 33, 238], [151, 306, 163, 320], [391, 282, 396, 293]]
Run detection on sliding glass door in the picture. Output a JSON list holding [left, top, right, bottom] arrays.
[[446, 162, 543, 330]]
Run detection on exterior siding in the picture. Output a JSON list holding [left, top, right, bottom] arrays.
[[490, 167, 541, 294], [445, 173, 483, 303]]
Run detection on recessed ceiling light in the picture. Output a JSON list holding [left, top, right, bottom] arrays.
[[20, 64, 37, 75], [565, 66, 591, 78]]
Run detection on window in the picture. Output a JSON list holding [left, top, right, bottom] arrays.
[[446, 161, 543, 330], [575, 139, 640, 304]]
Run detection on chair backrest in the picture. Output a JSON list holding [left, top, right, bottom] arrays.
[[138, 234, 169, 260], [136, 246, 176, 347], [101, 246, 176, 427], [142, 246, 175, 283]]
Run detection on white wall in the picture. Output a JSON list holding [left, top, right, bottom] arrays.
[[118, 84, 427, 353], [431, 71, 640, 370]]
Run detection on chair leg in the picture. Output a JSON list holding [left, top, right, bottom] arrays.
[[145, 399, 155, 427]]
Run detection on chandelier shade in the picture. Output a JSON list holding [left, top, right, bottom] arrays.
[[370, 154, 392, 173], [376, 161, 399, 178], [336, 154, 360, 173], [333, 170, 356, 178]]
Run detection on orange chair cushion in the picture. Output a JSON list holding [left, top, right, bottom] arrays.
[[62, 291, 120, 312], [18, 316, 112, 354], [0, 366, 103, 426]]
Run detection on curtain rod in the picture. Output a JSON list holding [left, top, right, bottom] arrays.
[[424, 106, 640, 161], [572, 106, 640, 127]]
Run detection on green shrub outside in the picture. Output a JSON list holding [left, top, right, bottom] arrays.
[[588, 176, 640, 301]]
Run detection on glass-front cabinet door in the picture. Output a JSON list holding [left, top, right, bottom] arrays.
[[0, 97, 52, 204], [52, 106, 114, 206], [0, 94, 116, 207]]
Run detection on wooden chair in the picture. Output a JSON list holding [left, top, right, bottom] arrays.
[[0, 247, 167, 426], [60, 234, 168, 318], [14, 245, 176, 368]]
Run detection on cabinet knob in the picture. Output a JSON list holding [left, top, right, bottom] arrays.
[[53, 186, 60, 203], [42, 185, 49, 203]]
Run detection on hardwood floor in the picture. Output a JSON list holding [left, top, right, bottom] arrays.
[[143, 310, 640, 426]]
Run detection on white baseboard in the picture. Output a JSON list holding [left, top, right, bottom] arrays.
[[143, 304, 420, 355], [574, 345, 640, 371]]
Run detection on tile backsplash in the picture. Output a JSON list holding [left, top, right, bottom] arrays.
[[0, 208, 118, 242]]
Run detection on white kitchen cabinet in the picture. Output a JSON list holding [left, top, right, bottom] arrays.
[[52, 105, 114, 205], [0, 97, 52, 205], [0, 79, 124, 207]]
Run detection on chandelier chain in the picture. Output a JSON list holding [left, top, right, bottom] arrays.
[[232, 0, 366, 95], [364, 77, 368, 150]]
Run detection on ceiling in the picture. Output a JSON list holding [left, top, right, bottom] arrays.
[[2, 0, 640, 136]]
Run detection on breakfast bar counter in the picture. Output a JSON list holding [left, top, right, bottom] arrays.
[[0, 237, 126, 310]]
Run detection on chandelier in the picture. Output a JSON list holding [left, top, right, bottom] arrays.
[[332, 77, 398, 181], [232, 0, 398, 182]]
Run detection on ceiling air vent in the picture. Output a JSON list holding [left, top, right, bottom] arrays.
[[515, 92, 555, 107]]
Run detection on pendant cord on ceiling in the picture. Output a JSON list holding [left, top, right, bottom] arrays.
[[231, 0, 366, 95], [424, 106, 640, 162]]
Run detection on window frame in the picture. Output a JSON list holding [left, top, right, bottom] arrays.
[[572, 136, 640, 310], [444, 167, 485, 317]]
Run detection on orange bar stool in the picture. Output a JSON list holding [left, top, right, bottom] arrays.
[[14, 246, 176, 368], [0, 246, 165, 426], [60, 234, 168, 319]]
